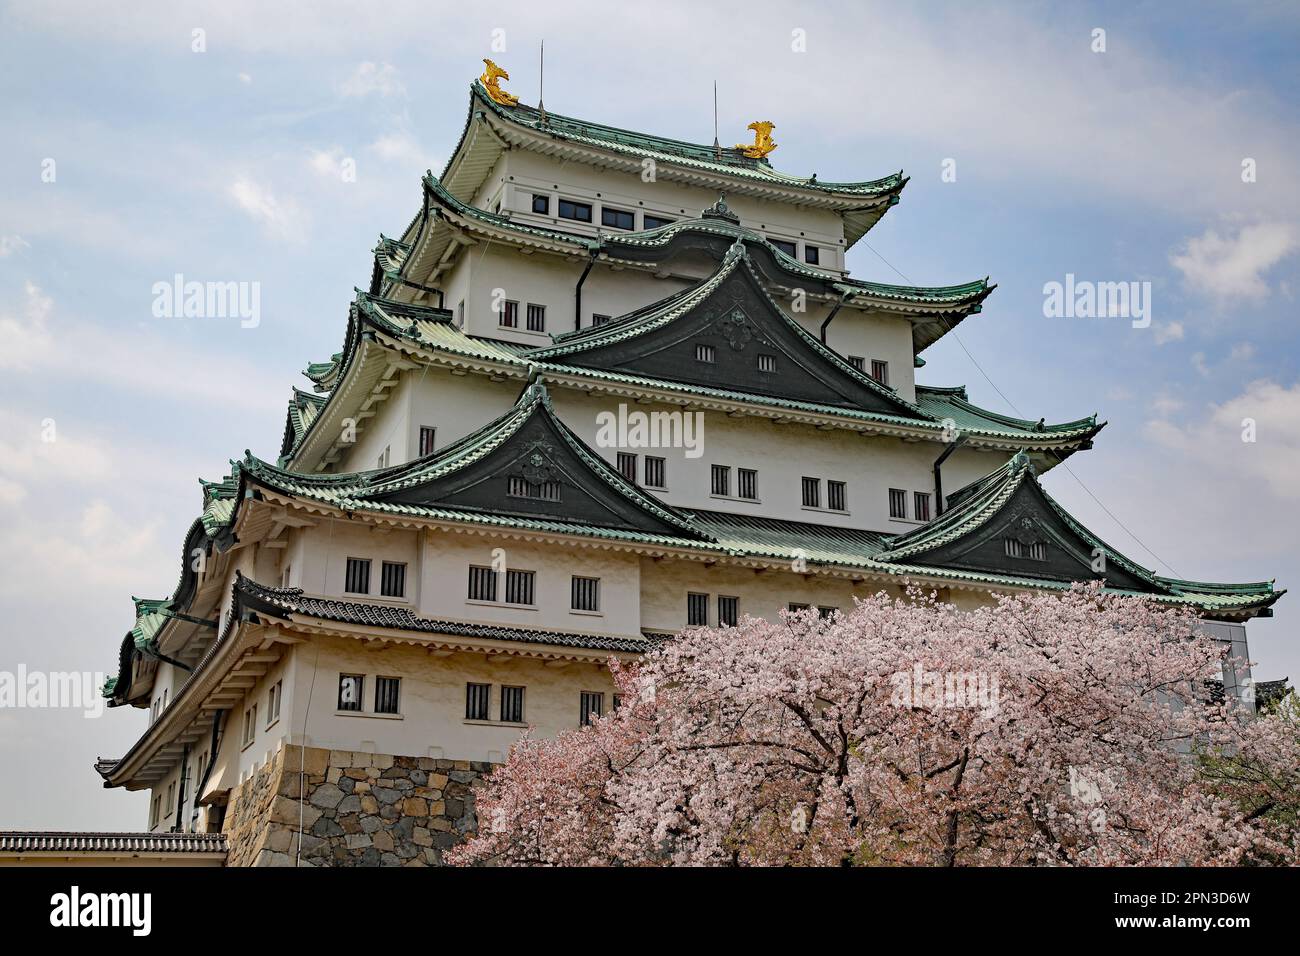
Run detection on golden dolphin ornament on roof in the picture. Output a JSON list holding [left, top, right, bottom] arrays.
[[735, 121, 777, 159], [480, 58, 520, 107]]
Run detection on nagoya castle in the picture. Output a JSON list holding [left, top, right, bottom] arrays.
[[91, 63, 1281, 867]]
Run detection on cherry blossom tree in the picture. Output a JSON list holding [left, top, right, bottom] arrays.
[[448, 585, 1297, 867]]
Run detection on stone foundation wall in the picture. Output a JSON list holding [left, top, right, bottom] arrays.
[[222, 745, 491, 866]]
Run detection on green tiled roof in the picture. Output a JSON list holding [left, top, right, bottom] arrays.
[[915, 386, 1099, 437], [465, 81, 904, 199]]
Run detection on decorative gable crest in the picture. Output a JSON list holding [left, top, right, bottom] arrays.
[[1004, 510, 1049, 547], [513, 441, 563, 485]]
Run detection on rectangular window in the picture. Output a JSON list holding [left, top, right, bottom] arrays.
[[266, 680, 282, 727], [601, 206, 635, 230], [737, 467, 758, 500], [242, 705, 257, 746], [468, 565, 497, 602], [817, 606, 839, 620], [571, 575, 600, 612], [695, 343, 716, 364], [847, 355, 865, 373], [871, 360, 889, 386], [345, 557, 371, 594], [151, 795, 160, 827], [827, 480, 847, 512], [166, 783, 174, 815], [558, 198, 592, 222], [506, 475, 561, 500], [914, 492, 932, 522], [1005, 539, 1047, 561], [718, 595, 739, 627], [711, 464, 730, 497], [802, 476, 821, 508], [788, 602, 810, 612], [889, 488, 908, 519], [612, 693, 624, 711], [592, 313, 612, 326], [643, 214, 674, 229], [580, 691, 603, 726], [456, 300, 464, 327], [644, 455, 666, 489], [531, 193, 550, 215], [505, 568, 535, 606], [466, 682, 490, 721], [687, 592, 709, 626], [501, 685, 525, 723], [375, 677, 400, 715], [380, 561, 406, 598], [757, 353, 778, 373], [377, 446, 390, 469], [804, 245, 820, 265], [526, 303, 546, 332], [419, 426, 436, 457], [499, 299, 519, 328], [770, 238, 797, 257], [338, 675, 363, 712], [616, 452, 638, 484]]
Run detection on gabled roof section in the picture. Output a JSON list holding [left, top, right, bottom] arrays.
[[876, 452, 1283, 616], [303, 352, 343, 391], [279, 388, 329, 462], [526, 240, 929, 419], [446, 81, 906, 246], [915, 386, 1102, 442], [245, 378, 709, 541]]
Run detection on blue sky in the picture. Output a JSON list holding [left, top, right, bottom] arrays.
[[1, 0, 1297, 829]]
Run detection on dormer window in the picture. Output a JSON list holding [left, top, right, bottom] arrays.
[[1005, 539, 1047, 561]]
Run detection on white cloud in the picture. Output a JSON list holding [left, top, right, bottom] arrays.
[[339, 61, 405, 98], [237, 72, 252, 85], [1153, 321, 1184, 345], [1170, 222, 1298, 301], [0, 235, 30, 257], [368, 132, 433, 171], [227, 177, 307, 243]]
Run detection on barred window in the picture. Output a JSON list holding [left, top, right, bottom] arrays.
[[526, 303, 546, 332], [374, 677, 400, 715], [500, 685, 525, 723], [757, 353, 778, 373], [738, 468, 758, 500], [827, 480, 847, 512], [500, 300, 519, 328], [847, 355, 865, 373], [616, 452, 638, 484], [468, 565, 497, 602], [802, 476, 820, 508], [592, 313, 612, 326], [818, 606, 839, 620], [889, 488, 908, 519], [465, 682, 490, 721], [506, 568, 535, 606], [687, 592, 709, 626], [1004, 539, 1047, 561], [695, 343, 716, 364], [418, 426, 436, 457], [711, 464, 730, 496], [507, 475, 561, 500], [580, 691, 603, 726], [718, 595, 739, 627], [345, 557, 371, 594], [380, 561, 406, 598], [871, 360, 889, 386], [914, 492, 932, 522], [644, 456, 666, 489], [571, 575, 600, 612], [338, 675, 363, 712]]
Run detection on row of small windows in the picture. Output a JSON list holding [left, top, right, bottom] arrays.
[[616, 452, 667, 490], [801, 476, 848, 512], [499, 300, 547, 333], [691, 347, 881, 384], [845, 355, 890, 385], [888, 488, 932, 522], [767, 237, 824, 266], [337, 673, 402, 715], [687, 592, 740, 627], [345, 557, 407, 598], [468, 566, 602, 612], [788, 603, 840, 619], [507, 475, 561, 500], [465, 682, 619, 727], [532, 193, 676, 233], [710, 464, 759, 500]]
